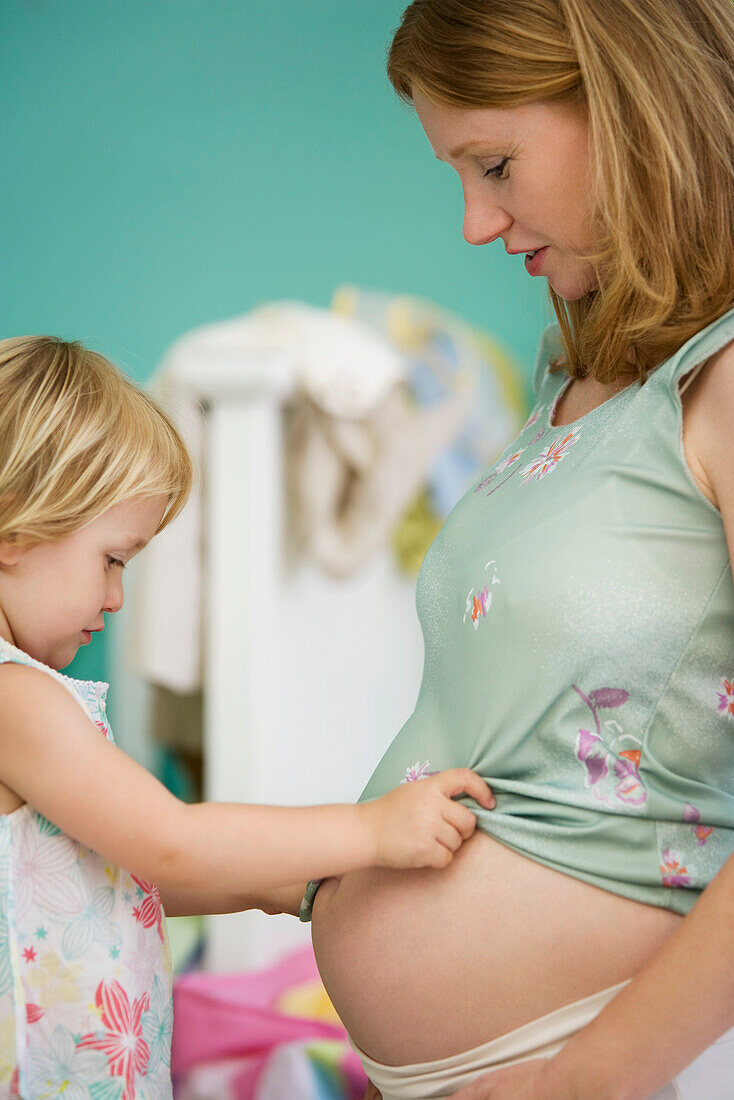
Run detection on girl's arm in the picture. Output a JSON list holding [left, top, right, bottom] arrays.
[[159, 881, 306, 917], [0, 665, 493, 895]]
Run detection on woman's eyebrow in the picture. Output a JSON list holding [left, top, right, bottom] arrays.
[[446, 140, 504, 157]]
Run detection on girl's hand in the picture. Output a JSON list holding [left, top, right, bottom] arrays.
[[363, 768, 495, 869]]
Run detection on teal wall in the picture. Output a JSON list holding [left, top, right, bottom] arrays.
[[1, 0, 550, 685]]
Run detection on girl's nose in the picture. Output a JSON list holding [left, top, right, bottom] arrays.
[[462, 185, 513, 247], [104, 575, 124, 614]]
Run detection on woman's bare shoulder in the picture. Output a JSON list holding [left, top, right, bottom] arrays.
[[680, 338, 734, 515]]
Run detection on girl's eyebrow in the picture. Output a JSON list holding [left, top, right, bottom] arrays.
[[114, 538, 147, 553]]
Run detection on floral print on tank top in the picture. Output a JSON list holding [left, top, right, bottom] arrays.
[[290, 312, 734, 928], [470, 377, 724, 901], [0, 638, 173, 1099]]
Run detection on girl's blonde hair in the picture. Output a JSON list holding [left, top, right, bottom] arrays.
[[0, 336, 193, 547], [388, 0, 734, 383]]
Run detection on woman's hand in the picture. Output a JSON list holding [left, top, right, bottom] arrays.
[[361, 1058, 569, 1100], [450, 1057, 578, 1099], [361, 768, 495, 870]]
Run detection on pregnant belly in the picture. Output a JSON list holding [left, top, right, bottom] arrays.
[[312, 830, 682, 1065]]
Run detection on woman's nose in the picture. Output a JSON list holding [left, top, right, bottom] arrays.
[[462, 187, 513, 247]]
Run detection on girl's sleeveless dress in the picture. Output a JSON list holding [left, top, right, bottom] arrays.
[[0, 637, 173, 1100]]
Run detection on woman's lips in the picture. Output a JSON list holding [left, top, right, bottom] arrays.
[[524, 246, 549, 276]]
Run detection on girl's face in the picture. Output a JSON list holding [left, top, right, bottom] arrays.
[[0, 495, 167, 670], [413, 90, 598, 301]]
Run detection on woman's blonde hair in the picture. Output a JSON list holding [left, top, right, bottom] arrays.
[[388, 0, 734, 383], [0, 336, 193, 547]]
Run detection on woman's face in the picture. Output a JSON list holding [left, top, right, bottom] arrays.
[[413, 90, 597, 301]]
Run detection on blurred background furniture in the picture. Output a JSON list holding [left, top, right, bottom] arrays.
[[114, 292, 525, 974]]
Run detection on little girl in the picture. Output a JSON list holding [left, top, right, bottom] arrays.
[[0, 335, 494, 1098]]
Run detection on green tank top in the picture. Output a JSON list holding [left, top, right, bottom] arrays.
[[301, 306, 734, 921]]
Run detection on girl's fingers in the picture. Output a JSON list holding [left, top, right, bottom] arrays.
[[442, 799, 479, 839], [435, 820, 464, 853], [434, 768, 495, 809]]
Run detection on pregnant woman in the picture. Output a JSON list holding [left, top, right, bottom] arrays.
[[291, 1, 734, 1097]]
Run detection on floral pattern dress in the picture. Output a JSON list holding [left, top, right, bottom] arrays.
[[0, 638, 173, 1099]]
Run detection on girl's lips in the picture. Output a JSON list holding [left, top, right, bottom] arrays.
[[525, 246, 549, 276]]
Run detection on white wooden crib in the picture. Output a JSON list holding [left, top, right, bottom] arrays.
[[113, 347, 425, 973]]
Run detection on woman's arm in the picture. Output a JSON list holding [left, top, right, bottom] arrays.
[[446, 853, 734, 1100], [452, 344, 734, 1100], [544, 852, 734, 1099]]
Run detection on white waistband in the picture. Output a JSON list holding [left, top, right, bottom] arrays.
[[351, 979, 632, 1100]]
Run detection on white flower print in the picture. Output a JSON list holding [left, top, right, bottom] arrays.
[[401, 761, 438, 783], [495, 447, 526, 474], [520, 427, 581, 482], [25, 1024, 109, 1100], [14, 826, 79, 924]]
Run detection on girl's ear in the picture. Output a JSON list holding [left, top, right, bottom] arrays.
[[0, 541, 26, 567]]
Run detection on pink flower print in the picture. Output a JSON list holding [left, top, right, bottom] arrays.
[[465, 586, 491, 629], [683, 803, 713, 846], [576, 729, 609, 787], [522, 406, 543, 430], [131, 875, 165, 943], [572, 685, 646, 809], [401, 761, 438, 784], [520, 428, 580, 482], [495, 447, 526, 474], [78, 979, 151, 1100], [715, 678, 734, 718], [660, 847, 690, 888], [614, 751, 645, 806]]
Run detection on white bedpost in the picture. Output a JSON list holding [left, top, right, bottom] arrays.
[[199, 354, 311, 972], [115, 344, 425, 974]]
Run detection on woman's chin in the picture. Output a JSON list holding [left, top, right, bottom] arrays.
[[546, 259, 597, 301]]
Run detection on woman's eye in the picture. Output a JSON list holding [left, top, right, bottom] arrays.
[[483, 158, 509, 181], [106, 556, 125, 569]]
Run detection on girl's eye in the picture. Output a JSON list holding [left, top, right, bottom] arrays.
[[106, 556, 125, 570], [483, 158, 510, 181]]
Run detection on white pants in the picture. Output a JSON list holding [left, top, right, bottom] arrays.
[[352, 979, 734, 1099]]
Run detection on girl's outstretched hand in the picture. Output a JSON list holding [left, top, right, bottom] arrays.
[[362, 768, 495, 870]]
